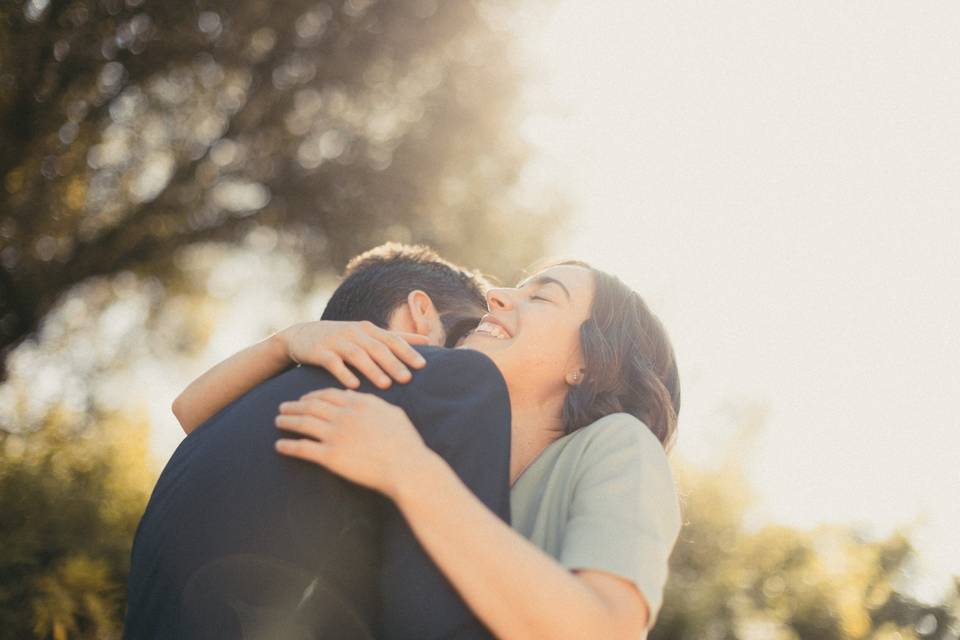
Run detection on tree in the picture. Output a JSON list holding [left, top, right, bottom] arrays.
[[0, 4, 564, 634], [0, 404, 155, 639], [0, 0, 563, 377], [650, 459, 960, 640]]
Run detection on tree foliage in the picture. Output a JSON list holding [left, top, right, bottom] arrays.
[[651, 460, 960, 640], [0, 2, 564, 634], [0, 405, 155, 639], [0, 0, 561, 376]]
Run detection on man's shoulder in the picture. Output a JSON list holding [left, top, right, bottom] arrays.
[[232, 346, 506, 414], [410, 346, 505, 391], [270, 362, 338, 386], [196, 364, 343, 429], [412, 344, 500, 371], [403, 347, 510, 449]]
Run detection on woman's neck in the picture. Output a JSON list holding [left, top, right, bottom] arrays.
[[507, 393, 566, 485]]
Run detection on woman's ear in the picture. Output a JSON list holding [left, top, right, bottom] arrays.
[[406, 290, 445, 345], [565, 369, 585, 386]]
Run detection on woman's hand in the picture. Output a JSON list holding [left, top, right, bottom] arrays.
[[278, 320, 430, 390], [274, 388, 432, 498]]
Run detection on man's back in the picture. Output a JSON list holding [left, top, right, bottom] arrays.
[[124, 346, 511, 640]]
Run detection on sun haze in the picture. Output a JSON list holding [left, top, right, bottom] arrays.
[[514, 0, 960, 601]]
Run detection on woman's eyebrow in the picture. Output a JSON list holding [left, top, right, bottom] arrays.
[[517, 275, 571, 302]]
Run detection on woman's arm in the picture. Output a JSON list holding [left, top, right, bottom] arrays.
[[172, 331, 290, 434], [395, 450, 650, 640], [173, 321, 429, 434], [274, 389, 651, 640]]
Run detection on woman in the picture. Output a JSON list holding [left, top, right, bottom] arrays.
[[176, 261, 681, 638]]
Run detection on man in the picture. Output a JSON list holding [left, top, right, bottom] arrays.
[[124, 244, 511, 639]]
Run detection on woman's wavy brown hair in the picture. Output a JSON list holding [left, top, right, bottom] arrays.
[[557, 261, 680, 450]]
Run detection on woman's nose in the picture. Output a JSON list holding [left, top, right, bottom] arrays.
[[486, 288, 514, 311]]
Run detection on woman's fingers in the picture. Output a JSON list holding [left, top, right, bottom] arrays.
[[335, 339, 393, 388], [281, 395, 345, 416], [358, 334, 415, 384], [275, 414, 333, 441], [275, 438, 331, 466], [286, 320, 427, 388], [273, 389, 425, 495], [358, 324, 427, 377], [372, 329, 429, 369], [298, 388, 353, 406], [311, 350, 361, 389], [394, 332, 431, 346]]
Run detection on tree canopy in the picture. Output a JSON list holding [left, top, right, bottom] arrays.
[[1, 0, 561, 377]]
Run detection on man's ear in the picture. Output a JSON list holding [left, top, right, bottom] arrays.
[[406, 290, 444, 344], [386, 302, 417, 334]]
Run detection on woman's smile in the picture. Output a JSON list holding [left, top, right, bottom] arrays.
[[458, 265, 594, 401], [470, 314, 514, 340]]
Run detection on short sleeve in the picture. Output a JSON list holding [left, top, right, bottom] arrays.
[[559, 414, 682, 628]]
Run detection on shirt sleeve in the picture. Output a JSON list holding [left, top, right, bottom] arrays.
[[558, 413, 682, 629]]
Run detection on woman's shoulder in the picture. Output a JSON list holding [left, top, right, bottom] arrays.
[[568, 413, 677, 496], [525, 413, 673, 489], [569, 412, 666, 457], [570, 413, 681, 525]]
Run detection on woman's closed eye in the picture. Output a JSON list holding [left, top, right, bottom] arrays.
[[531, 295, 551, 303]]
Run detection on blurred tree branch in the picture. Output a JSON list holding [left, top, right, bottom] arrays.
[[1, 0, 563, 379], [651, 456, 960, 640]]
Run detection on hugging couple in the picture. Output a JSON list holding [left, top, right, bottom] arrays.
[[124, 242, 683, 640]]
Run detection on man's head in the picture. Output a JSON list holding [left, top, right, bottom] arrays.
[[321, 243, 491, 347]]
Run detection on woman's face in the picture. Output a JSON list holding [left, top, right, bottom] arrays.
[[458, 265, 595, 399]]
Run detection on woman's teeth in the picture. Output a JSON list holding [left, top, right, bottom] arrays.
[[473, 321, 510, 339]]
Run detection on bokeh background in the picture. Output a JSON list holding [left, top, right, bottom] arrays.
[[1, 1, 958, 638]]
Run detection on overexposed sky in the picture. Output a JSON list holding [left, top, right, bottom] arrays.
[[515, 1, 960, 599]]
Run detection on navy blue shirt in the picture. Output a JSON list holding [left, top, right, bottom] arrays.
[[125, 346, 511, 640]]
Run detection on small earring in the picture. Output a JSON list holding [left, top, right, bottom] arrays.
[[572, 372, 580, 383]]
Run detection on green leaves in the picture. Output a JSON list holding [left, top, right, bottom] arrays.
[[651, 461, 958, 640]]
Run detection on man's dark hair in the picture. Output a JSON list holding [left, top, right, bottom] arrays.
[[321, 242, 491, 347]]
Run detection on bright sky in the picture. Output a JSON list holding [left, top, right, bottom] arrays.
[[514, 1, 960, 600]]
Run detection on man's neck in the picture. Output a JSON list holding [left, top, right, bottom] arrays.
[[507, 394, 566, 485]]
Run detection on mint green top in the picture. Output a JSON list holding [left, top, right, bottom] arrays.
[[510, 412, 682, 627]]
